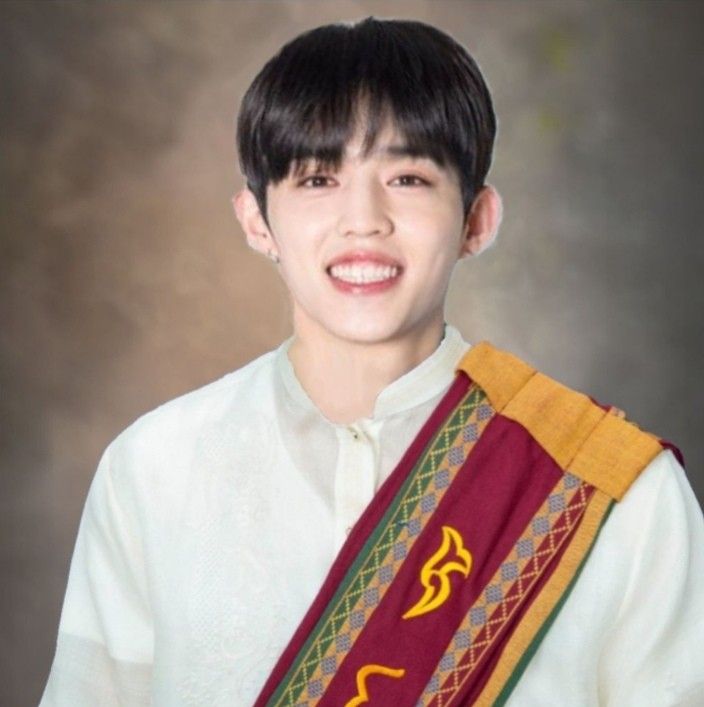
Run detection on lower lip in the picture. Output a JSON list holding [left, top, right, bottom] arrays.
[[327, 269, 403, 294]]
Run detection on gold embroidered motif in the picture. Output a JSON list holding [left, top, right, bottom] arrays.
[[403, 525, 472, 619], [344, 664, 406, 707]]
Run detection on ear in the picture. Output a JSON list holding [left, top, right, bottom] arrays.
[[231, 187, 278, 259], [459, 184, 503, 258]]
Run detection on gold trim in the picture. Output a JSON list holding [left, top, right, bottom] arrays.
[[456, 341, 534, 413], [458, 341, 663, 500], [502, 371, 605, 472], [570, 412, 663, 501]]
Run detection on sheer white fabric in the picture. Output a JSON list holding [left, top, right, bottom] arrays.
[[40, 325, 704, 706]]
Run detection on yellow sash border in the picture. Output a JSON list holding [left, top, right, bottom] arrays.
[[474, 488, 613, 706], [457, 341, 663, 501]]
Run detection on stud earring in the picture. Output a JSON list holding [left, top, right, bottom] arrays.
[[267, 250, 280, 264]]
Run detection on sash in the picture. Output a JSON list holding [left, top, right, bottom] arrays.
[[254, 341, 681, 706]]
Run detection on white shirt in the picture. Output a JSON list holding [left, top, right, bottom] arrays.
[[40, 325, 704, 706]]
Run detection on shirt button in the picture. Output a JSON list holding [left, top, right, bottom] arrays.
[[349, 427, 360, 440]]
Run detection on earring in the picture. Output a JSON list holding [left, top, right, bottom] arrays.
[[267, 250, 280, 264]]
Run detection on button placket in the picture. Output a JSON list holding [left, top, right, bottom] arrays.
[[333, 423, 377, 551]]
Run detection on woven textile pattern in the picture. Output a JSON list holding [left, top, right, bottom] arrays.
[[419, 472, 595, 706], [274, 385, 491, 707]]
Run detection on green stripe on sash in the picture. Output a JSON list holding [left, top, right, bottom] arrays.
[[271, 385, 487, 706]]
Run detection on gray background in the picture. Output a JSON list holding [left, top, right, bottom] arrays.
[[1, 1, 702, 704]]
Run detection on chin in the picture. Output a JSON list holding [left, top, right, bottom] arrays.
[[325, 317, 411, 346]]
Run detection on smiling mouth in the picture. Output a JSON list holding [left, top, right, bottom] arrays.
[[327, 263, 401, 284], [325, 262, 404, 295]]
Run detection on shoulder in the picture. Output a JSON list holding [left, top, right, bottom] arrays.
[[124, 346, 276, 434], [458, 340, 681, 501], [610, 447, 702, 551], [103, 346, 281, 481], [552, 446, 704, 704], [584, 449, 702, 576], [581, 447, 703, 590]]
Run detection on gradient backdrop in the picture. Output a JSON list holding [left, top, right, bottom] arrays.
[[2, 2, 702, 704]]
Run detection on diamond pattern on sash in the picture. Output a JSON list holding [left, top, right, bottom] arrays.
[[419, 472, 592, 706], [278, 388, 491, 706]]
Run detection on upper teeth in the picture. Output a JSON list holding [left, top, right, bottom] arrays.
[[329, 264, 399, 284]]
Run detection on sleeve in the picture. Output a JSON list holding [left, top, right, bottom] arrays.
[[39, 441, 154, 706], [596, 448, 704, 706]]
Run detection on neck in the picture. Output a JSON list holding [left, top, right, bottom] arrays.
[[287, 317, 446, 426]]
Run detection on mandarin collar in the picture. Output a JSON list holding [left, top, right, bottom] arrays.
[[275, 323, 471, 425]]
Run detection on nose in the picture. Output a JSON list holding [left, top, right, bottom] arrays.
[[336, 179, 394, 239]]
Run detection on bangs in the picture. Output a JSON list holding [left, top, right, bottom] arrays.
[[237, 17, 495, 221], [283, 92, 452, 181]]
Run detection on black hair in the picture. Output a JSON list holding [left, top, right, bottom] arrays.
[[236, 16, 496, 228]]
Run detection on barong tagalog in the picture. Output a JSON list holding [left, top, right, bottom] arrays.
[[254, 341, 678, 707]]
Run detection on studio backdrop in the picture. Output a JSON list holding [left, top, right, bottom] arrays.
[[1, 2, 702, 705]]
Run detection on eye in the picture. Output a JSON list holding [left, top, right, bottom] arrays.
[[298, 175, 333, 188], [393, 174, 430, 187]]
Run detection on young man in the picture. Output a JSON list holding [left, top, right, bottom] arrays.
[[41, 17, 703, 707]]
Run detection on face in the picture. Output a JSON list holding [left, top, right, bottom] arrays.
[[236, 120, 498, 349]]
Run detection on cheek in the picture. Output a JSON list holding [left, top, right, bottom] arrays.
[[397, 204, 462, 246], [267, 194, 313, 240], [278, 251, 322, 290], [407, 228, 462, 271], [272, 202, 330, 247], [429, 255, 460, 289]]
